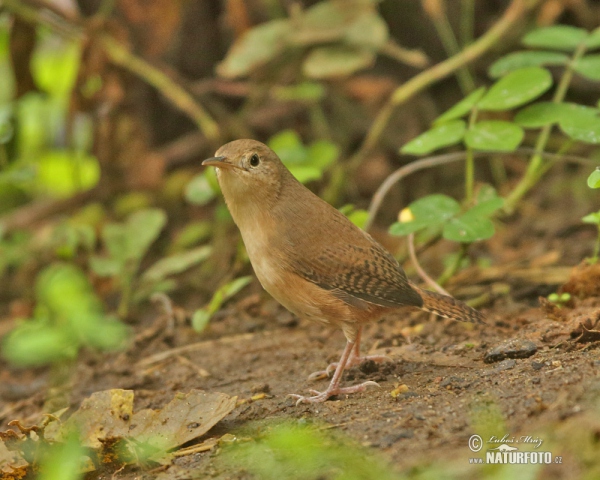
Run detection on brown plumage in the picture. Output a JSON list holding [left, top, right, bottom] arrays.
[[203, 139, 485, 404]]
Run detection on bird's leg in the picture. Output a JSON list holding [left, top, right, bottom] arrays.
[[289, 339, 379, 405], [307, 328, 391, 381]]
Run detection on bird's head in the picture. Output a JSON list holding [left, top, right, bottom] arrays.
[[202, 139, 286, 207]]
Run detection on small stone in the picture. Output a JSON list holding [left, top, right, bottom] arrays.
[[531, 361, 545, 371], [250, 383, 270, 394], [482, 358, 516, 376], [484, 339, 537, 364]]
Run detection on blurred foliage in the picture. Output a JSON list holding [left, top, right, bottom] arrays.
[[224, 422, 399, 480], [0, 17, 99, 208], [217, 0, 388, 79], [2, 263, 128, 366], [89, 209, 212, 316]]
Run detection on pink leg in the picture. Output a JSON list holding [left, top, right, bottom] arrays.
[[289, 339, 379, 405], [307, 328, 390, 381]]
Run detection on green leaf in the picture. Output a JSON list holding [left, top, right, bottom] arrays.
[[38, 432, 85, 480], [443, 212, 495, 243], [142, 245, 212, 283], [559, 111, 600, 144], [488, 51, 568, 78], [582, 212, 600, 224], [221, 276, 253, 298], [515, 102, 565, 128], [343, 12, 389, 50], [288, 165, 323, 184], [588, 168, 600, 188], [2, 323, 76, 366], [478, 67, 552, 111], [401, 120, 466, 155], [36, 150, 100, 198], [217, 20, 289, 78], [515, 102, 598, 128], [125, 209, 167, 262], [434, 87, 486, 124], [389, 194, 460, 236], [269, 130, 307, 164], [467, 197, 504, 217], [31, 36, 81, 96], [191, 309, 211, 333], [303, 45, 374, 79], [308, 140, 339, 169], [587, 27, 600, 50], [574, 54, 600, 81], [185, 173, 217, 206], [523, 25, 589, 51], [464, 121, 524, 151]]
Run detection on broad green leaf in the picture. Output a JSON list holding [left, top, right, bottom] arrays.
[[142, 245, 212, 283], [217, 20, 289, 78], [574, 54, 600, 81], [36, 150, 100, 198], [444, 212, 495, 243], [515, 102, 565, 127], [2, 323, 76, 366], [515, 102, 598, 128], [401, 120, 466, 155], [478, 67, 552, 111], [125, 209, 167, 261], [588, 168, 600, 188], [0, 106, 13, 144], [303, 45, 374, 79], [269, 130, 307, 164], [488, 51, 568, 78], [467, 197, 504, 217], [389, 194, 460, 236], [523, 25, 589, 51], [587, 27, 600, 50], [344, 12, 389, 50], [464, 121, 524, 151], [185, 173, 217, 206], [434, 87, 486, 124], [582, 212, 600, 224], [308, 140, 339, 169], [559, 112, 600, 144]]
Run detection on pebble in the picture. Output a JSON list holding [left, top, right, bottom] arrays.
[[484, 339, 537, 363]]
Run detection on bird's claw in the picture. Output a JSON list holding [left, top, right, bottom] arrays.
[[288, 381, 380, 405]]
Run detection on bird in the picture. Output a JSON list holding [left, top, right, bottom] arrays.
[[203, 139, 485, 405]]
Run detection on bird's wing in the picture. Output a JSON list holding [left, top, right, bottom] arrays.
[[289, 241, 423, 309], [276, 180, 423, 309]]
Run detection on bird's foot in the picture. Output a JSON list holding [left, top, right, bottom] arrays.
[[289, 381, 380, 405], [307, 354, 392, 381]]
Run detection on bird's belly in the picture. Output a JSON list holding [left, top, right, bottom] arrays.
[[250, 253, 346, 326]]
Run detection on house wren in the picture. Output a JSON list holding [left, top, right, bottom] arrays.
[[203, 139, 485, 405]]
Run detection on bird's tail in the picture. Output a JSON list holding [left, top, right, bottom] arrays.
[[413, 285, 486, 325]]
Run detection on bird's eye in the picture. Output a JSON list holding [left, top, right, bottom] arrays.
[[249, 154, 260, 167]]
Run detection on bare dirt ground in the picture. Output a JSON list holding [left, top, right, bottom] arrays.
[[1, 168, 599, 479]]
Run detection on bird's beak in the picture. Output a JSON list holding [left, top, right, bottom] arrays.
[[202, 156, 244, 170]]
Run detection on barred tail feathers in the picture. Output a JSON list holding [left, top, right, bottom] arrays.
[[414, 286, 486, 325]]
